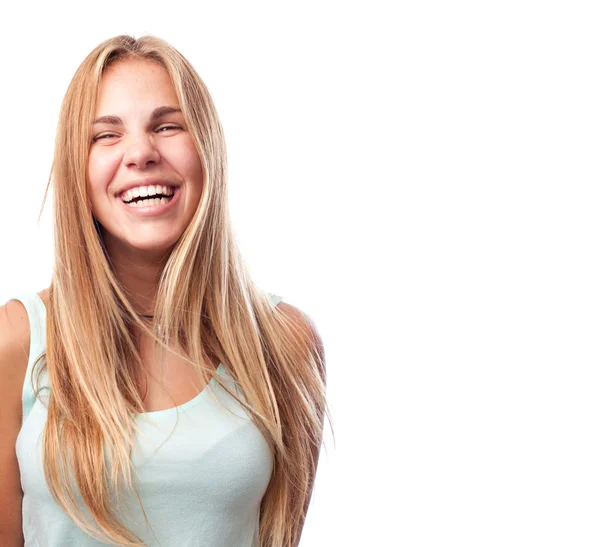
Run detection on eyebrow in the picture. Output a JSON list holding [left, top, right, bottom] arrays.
[[93, 106, 182, 125]]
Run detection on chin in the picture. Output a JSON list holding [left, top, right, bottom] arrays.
[[130, 239, 178, 255], [108, 235, 177, 261], [99, 223, 184, 260]]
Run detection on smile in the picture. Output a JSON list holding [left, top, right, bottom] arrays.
[[119, 186, 180, 216], [120, 184, 176, 204]]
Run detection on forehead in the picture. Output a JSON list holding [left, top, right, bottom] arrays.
[[95, 58, 180, 114]]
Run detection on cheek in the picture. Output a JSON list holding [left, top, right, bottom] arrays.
[[166, 140, 203, 186], [87, 149, 121, 195]]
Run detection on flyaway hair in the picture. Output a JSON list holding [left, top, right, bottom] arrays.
[[34, 35, 331, 546]]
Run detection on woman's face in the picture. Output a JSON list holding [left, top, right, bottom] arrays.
[[88, 57, 203, 259]]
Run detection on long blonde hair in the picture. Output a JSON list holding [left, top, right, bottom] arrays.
[[33, 35, 330, 546]]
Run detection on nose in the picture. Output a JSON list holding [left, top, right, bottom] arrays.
[[123, 133, 161, 169]]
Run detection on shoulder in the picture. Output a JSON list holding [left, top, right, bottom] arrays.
[[0, 297, 31, 418], [276, 302, 322, 346], [276, 301, 326, 380], [0, 298, 31, 365], [0, 285, 50, 410]]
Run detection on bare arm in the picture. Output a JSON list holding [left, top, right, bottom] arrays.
[[0, 300, 31, 546], [277, 303, 327, 546]]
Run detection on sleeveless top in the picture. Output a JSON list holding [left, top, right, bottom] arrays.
[[11, 292, 283, 547]]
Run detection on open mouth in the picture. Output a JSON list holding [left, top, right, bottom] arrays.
[[120, 186, 178, 208]]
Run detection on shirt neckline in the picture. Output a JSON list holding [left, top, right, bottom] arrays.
[[32, 292, 227, 421], [137, 362, 225, 419]]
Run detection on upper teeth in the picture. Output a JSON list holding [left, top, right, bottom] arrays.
[[120, 185, 174, 203]]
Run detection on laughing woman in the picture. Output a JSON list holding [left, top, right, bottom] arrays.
[[0, 36, 329, 547]]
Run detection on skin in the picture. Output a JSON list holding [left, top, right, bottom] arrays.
[[88, 57, 204, 315], [1, 53, 324, 546], [85, 57, 215, 402], [0, 301, 29, 545], [85, 59, 326, 528]]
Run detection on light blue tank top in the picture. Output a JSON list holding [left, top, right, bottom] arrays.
[[11, 292, 283, 547]]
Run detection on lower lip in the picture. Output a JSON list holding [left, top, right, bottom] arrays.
[[119, 187, 180, 216]]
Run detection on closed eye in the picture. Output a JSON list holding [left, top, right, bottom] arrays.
[[155, 125, 182, 133], [92, 133, 118, 142], [91, 125, 183, 143]]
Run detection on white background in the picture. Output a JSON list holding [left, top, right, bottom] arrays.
[[1, 1, 599, 545]]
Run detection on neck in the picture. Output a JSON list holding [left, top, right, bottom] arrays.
[[102, 229, 172, 316]]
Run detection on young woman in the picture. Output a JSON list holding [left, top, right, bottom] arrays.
[[0, 35, 328, 547]]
